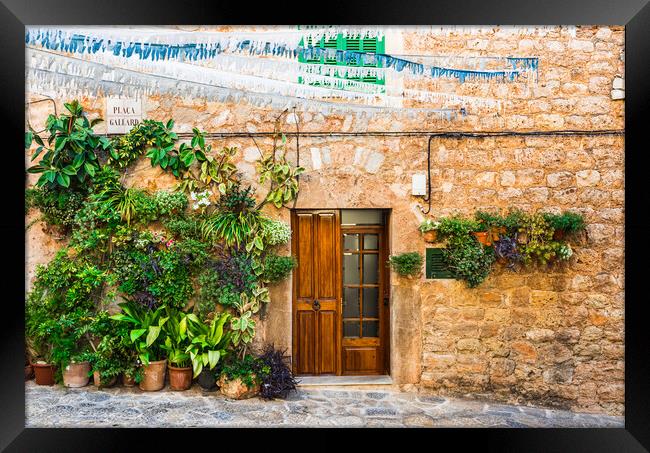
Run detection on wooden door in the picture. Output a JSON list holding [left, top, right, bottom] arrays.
[[340, 225, 388, 375], [291, 210, 341, 375]]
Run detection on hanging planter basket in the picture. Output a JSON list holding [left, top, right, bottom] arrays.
[[422, 230, 438, 243], [553, 229, 565, 240], [491, 227, 506, 242]]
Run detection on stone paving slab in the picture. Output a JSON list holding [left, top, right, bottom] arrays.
[[24, 381, 624, 428]]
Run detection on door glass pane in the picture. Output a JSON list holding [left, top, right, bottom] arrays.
[[362, 254, 378, 284], [341, 209, 384, 225], [363, 234, 378, 250], [343, 234, 359, 250], [362, 321, 379, 337], [362, 287, 379, 318], [343, 254, 360, 284], [343, 320, 360, 337], [343, 287, 360, 318]]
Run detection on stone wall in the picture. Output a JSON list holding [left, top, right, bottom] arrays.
[[25, 25, 624, 416]]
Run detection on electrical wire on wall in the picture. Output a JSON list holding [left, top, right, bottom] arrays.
[[418, 129, 624, 215]]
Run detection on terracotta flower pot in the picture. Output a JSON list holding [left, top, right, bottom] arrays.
[[62, 361, 91, 388], [139, 359, 167, 391], [472, 231, 492, 246], [218, 374, 260, 400], [168, 365, 193, 391], [25, 364, 34, 381], [122, 373, 136, 387], [33, 362, 55, 386], [553, 230, 565, 240], [93, 371, 117, 388], [422, 230, 438, 243]]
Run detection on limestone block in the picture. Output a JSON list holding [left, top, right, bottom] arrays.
[[525, 329, 555, 342], [542, 363, 575, 384], [456, 339, 482, 352], [569, 40, 595, 52], [576, 170, 601, 187], [546, 172, 575, 188], [510, 341, 538, 364]]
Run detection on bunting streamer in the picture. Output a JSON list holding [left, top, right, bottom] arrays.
[[26, 27, 538, 83], [27, 49, 464, 119], [28, 47, 504, 113]]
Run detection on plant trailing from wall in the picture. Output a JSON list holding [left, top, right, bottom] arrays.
[[261, 253, 297, 284], [388, 252, 423, 277], [27, 100, 112, 189], [25, 100, 304, 391], [428, 209, 585, 287], [253, 111, 305, 209]]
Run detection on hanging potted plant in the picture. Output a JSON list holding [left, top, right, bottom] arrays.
[[185, 312, 232, 391], [110, 301, 170, 392], [543, 211, 586, 241], [418, 219, 440, 243], [162, 309, 193, 391]]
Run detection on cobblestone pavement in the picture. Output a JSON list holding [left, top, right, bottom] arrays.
[[25, 381, 624, 428]]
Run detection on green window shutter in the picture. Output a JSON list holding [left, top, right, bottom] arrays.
[[426, 248, 455, 279], [297, 29, 386, 90]]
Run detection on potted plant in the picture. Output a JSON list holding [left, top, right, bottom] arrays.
[[26, 294, 56, 385], [475, 210, 505, 242], [48, 310, 94, 388], [87, 314, 136, 389], [257, 344, 299, 400], [110, 301, 169, 392], [493, 235, 523, 270], [387, 252, 423, 277], [543, 211, 586, 240], [185, 311, 232, 391], [162, 308, 193, 391], [218, 354, 268, 400], [472, 213, 494, 246], [418, 219, 440, 243]]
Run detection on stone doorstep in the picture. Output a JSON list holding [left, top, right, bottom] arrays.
[[297, 375, 394, 387]]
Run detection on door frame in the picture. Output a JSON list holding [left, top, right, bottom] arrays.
[[290, 208, 391, 376]]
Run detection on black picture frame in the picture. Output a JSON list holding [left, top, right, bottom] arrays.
[[2, 1, 648, 450]]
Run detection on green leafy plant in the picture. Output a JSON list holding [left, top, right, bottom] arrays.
[[255, 113, 304, 209], [25, 185, 87, 233], [27, 100, 111, 189], [518, 212, 557, 265], [442, 240, 495, 288], [230, 285, 270, 357], [436, 214, 496, 287], [262, 253, 297, 283], [220, 354, 268, 388], [109, 119, 175, 168], [543, 211, 586, 235], [260, 217, 292, 246], [185, 312, 232, 378], [418, 219, 440, 233], [87, 311, 138, 382], [109, 301, 169, 366], [154, 190, 188, 217], [161, 308, 192, 368], [388, 252, 423, 277]]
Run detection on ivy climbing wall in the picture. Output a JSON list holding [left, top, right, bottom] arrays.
[[25, 25, 624, 416]]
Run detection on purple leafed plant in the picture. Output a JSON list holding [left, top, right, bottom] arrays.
[[494, 235, 523, 271]]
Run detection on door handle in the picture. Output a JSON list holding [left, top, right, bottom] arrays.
[[313, 299, 321, 311]]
